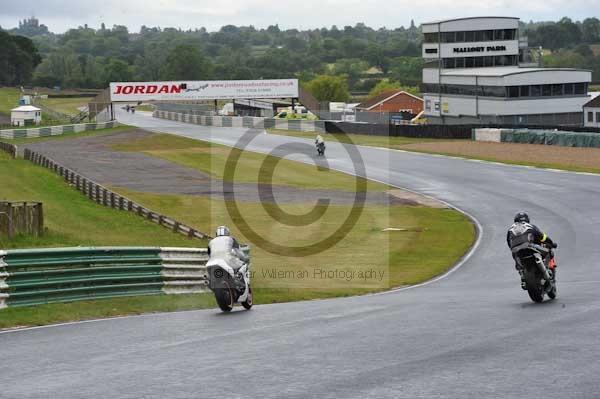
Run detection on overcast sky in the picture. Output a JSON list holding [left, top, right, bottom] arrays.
[[0, 0, 594, 33]]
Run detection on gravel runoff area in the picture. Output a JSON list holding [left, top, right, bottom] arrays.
[[24, 129, 446, 207], [401, 140, 600, 171]]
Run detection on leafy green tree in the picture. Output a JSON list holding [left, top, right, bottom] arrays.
[[160, 44, 213, 80], [0, 31, 41, 85], [305, 75, 350, 102], [582, 18, 600, 43], [369, 78, 420, 97], [104, 58, 131, 84]]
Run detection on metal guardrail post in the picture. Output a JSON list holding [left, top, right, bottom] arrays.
[[0, 250, 8, 309]]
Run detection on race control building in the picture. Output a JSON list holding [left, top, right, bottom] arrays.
[[421, 17, 592, 126]]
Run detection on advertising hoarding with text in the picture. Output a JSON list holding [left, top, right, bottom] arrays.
[[109, 79, 299, 102]]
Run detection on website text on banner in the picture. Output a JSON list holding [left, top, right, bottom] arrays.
[[110, 79, 299, 102]]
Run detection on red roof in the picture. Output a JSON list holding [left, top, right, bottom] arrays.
[[357, 90, 423, 110]]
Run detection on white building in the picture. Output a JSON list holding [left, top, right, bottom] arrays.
[[11, 105, 42, 127], [583, 96, 600, 128], [422, 17, 592, 126]]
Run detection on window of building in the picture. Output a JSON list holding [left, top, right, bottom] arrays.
[[442, 32, 456, 43], [455, 31, 465, 42], [564, 83, 574, 95], [484, 56, 494, 67], [483, 30, 494, 41], [530, 85, 541, 97], [455, 57, 465, 68], [425, 48, 438, 54], [434, 102, 440, 111], [507, 86, 520, 98], [424, 33, 439, 43], [588, 112, 594, 122], [465, 31, 475, 42], [520, 86, 530, 97], [574, 83, 586, 94], [542, 85, 552, 96], [474, 57, 484, 67], [551, 84, 563, 96], [597, 112, 600, 123], [443, 58, 455, 69], [424, 59, 441, 68], [474, 31, 484, 41], [425, 100, 431, 110], [494, 29, 505, 40], [465, 57, 474, 68]]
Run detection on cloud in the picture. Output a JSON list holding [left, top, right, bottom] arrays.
[[0, 0, 593, 33]]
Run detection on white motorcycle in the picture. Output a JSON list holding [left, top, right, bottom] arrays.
[[206, 247, 252, 312]]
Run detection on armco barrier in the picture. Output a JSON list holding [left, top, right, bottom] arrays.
[[153, 110, 325, 133], [0, 247, 210, 308], [0, 120, 118, 140], [23, 148, 210, 241]]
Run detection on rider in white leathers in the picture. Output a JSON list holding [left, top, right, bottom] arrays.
[[208, 226, 248, 272]]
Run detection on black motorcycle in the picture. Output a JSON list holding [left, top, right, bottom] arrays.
[[316, 141, 325, 156], [514, 243, 557, 303]]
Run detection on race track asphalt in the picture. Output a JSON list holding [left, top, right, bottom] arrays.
[[2, 110, 600, 398]]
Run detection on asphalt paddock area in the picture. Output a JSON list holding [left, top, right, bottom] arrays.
[[24, 129, 420, 206]]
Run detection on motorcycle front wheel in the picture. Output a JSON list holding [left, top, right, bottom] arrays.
[[241, 285, 253, 310], [215, 280, 234, 312]]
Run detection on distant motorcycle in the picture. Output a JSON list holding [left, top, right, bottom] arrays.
[[316, 141, 326, 156], [206, 247, 253, 312], [513, 242, 557, 303]]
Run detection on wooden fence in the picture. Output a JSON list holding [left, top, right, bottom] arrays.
[[0, 142, 16, 158], [0, 202, 44, 238], [23, 149, 210, 241]]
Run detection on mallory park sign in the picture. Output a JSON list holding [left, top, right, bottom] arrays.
[[109, 79, 299, 102], [453, 45, 507, 54]]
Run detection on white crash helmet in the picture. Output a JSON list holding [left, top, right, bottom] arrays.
[[215, 226, 231, 237]]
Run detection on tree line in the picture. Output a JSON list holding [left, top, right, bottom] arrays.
[[1, 16, 600, 102], [0, 30, 41, 86]]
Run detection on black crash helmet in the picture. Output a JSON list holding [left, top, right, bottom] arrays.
[[514, 212, 530, 223]]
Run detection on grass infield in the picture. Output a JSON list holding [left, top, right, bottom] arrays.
[[0, 129, 475, 329]]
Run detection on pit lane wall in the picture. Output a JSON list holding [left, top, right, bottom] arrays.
[[153, 110, 326, 133], [473, 128, 600, 148], [0, 247, 210, 308]]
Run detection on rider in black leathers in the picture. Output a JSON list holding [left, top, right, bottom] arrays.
[[507, 212, 557, 288]]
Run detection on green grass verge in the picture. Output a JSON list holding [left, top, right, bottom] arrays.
[[0, 152, 206, 249], [0, 294, 216, 330], [0, 87, 21, 115], [112, 133, 389, 192], [114, 188, 474, 301], [135, 104, 155, 112], [38, 97, 90, 116]]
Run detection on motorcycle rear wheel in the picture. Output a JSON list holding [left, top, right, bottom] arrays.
[[215, 280, 234, 312], [527, 284, 545, 303], [547, 282, 557, 300]]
